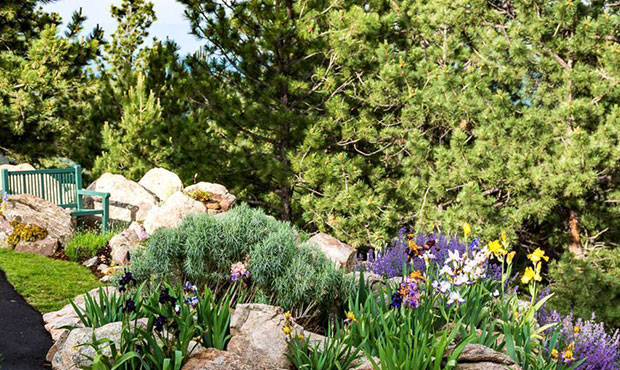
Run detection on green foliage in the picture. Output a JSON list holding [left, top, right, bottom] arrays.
[[77, 281, 231, 369], [179, 0, 340, 221], [0, 2, 103, 166], [130, 204, 353, 314], [65, 231, 113, 261], [293, 0, 620, 251], [70, 285, 144, 328], [286, 327, 364, 370], [0, 249, 102, 312], [548, 249, 620, 328]]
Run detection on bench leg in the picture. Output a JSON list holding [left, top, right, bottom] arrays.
[[102, 196, 109, 234]]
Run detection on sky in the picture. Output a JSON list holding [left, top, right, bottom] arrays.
[[40, 0, 203, 56]]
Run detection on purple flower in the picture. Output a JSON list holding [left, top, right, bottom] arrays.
[[361, 228, 500, 281], [538, 290, 620, 370]]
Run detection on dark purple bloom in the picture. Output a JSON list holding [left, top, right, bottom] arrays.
[[153, 314, 166, 332], [123, 298, 136, 313], [159, 288, 176, 305], [118, 271, 136, 292], [390, 292, 403, 309]]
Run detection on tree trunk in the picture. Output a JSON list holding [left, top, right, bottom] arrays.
[[568, 210, 584, 257]]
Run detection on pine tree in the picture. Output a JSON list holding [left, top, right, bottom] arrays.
[[0, 2, 102, 164], [93, 0, 219, 183], [293, 0, 619, 251], [179, 0, 347, 221], [95, 75, 166, 179]]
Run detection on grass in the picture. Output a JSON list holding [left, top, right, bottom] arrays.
[[0, 249, 103, 313], [65, 230, 114, 261]]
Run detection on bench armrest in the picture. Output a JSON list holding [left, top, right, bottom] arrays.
[[77, 189, 110, 199]]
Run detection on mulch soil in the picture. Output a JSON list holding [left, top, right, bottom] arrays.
[[0, 269, 52, 369]]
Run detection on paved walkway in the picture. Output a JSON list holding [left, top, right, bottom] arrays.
[[0, 269, 52, 369]]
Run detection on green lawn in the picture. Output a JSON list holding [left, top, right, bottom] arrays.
[[0, 249, 103, 313]]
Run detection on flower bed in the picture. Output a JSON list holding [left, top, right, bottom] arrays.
[[51, 222, 619, 370]]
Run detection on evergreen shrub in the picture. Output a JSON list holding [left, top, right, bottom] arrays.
[[548, 249, 620, 328], [130, 204, 353, 313]]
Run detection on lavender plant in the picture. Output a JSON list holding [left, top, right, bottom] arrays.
[[538, 307, 620, 370]]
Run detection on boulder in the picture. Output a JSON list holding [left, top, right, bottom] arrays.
[[184, 182, 236, 212], [138, 168, 184, 202], [43, 286, 117, 342], [454, 344, 520, 370], [14, 235, 58, 256], [108, 224, 142, 265], [85, 173, 158, 223], [308, 233, 357, 272], [143, 191, 206, 234], [353, 271, 387, 292], [227, 304, 323, 370], [0, 216, 13, 249], [0, 163, 35, 171], [0, 194, 74, 254], [52, 319, 147, 370], [82, 256, 98, 268], [182, 348, 263, 370]]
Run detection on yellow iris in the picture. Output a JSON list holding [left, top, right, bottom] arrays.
[[284, 311, 292, 320], [574, 325, 580, 335], [551, 348, 559, 360], [346, 311, 358, 323], [409, 270, 425, 281], [527, 248, 549, 264], [282, 325, 292, 335], [507, 251, 516, 264], [501, 230, 507, 243], [521, 266, 541, 284], [463, 223, 471, 238], [563, 342, 575, 361], [488, 240, 506, 257]]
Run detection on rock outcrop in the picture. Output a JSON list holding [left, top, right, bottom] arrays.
[[184, 182, 236, 212], [454, 344, 520, 370], [227, 303, 323, 370], [308, 233, 357, 272], [85, 173, 159, 222], [108, 222, 146, 265], [43, 287, 117, 343], [182, 348, 260, 370], [143, 191, 206, 234], [51, 319, 148, 370], [0, 163, 36, 171], [138, 168, 183, 202], [0, 194, 73, 255]]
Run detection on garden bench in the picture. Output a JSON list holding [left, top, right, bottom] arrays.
[[0, 165, 110, 233]]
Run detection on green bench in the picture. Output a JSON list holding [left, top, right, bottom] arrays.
[[0, 165, 110, 233]]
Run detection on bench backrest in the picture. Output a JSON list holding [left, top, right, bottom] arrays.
[[0, 166, 83, 209]]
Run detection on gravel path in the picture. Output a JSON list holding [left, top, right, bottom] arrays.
[[0, 269, 52, 369]]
